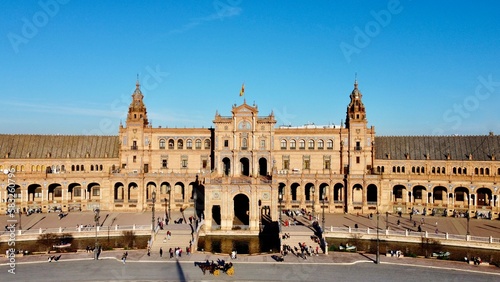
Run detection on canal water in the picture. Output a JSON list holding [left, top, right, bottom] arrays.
[[197, 235, 280, 254]]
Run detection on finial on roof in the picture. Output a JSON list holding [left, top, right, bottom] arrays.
[[136, 74, 140, 88], [354, 73, 358, 89]]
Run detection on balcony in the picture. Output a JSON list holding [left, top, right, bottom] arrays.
[[354, 146, 362, 151], [131, 145, 138, 150]]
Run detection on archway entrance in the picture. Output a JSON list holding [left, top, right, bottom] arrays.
[[212, 205, 221, 225], [233, 194, 249, 225], [259, 158, 267, 176], [240, 158, 250, 176], [223, 157, 231, 176]]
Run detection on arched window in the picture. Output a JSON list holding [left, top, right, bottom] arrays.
[[290, 140, 296, 149], [327, 139, 333, 149], [177, 139, 183, 149], [308, 140, 314, 149], [299, 140, 305, 149], [204, 139, 210, 149], [159, 139, 166, 149], [318, 140, 324, 149], [195, 139, 202, 149], [168, 139, 174, 149], [281, 140, 287, 149], [186, 139, 192, 149], [242, 138, 248, 149]]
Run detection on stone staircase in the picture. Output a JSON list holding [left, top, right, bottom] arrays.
[[149, 224, 193, 255]]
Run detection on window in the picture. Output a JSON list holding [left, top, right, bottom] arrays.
[[290, 140, 296, 149], [74, 188, 81, 197], [299, 140, 305, 149], [181, 156, 188, 168], [202, 159, 208, 169], [324, 160, 331, 169], [318, 140, 324, 149], [186, 139, 192, 149], [162, 159, 168, 169], [54, 188, 62, 197], [303, 155, 310, 169], [356, 156, 360, 164], [168, 139, 174, 149], [281, 140, 287, 149], [224, 140, 229, 148], [195, 139, 202, 149], [133, 156, 137, 163], [177, 139, 183, 149], [34, 188, 42, 198], [159, 139, 166, 149], [304, 160, 310, 169], [93, 188, 100, 197], [327, 139, 333, 149], [284, 160, 290, 170], [260, 139, 266, 150], [308, 140, 314, 149], [204, 139, 211, 149], [242, 138, 248, 150]]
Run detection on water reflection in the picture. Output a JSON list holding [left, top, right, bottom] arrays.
[[197, 235, 279, 254]]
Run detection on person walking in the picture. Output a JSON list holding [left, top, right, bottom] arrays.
[[160, 247, 163, 258]]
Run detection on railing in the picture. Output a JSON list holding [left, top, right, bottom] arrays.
[[0, 224, 152, 242], [323, 226, 500, 248]]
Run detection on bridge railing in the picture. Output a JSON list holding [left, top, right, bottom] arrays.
[[324, 226, 499, 246]]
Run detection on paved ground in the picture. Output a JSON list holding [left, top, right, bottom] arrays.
[[1, 248, 499, 281], [2, 209, 499, 238], [1, 209, 499, 279]]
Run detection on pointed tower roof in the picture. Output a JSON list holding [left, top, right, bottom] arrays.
[[346, 79, 367, 127]]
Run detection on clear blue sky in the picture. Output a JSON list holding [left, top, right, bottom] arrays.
[[1, 0, 499, 136]]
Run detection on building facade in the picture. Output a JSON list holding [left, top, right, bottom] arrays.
[[1, 80, 499, 233]]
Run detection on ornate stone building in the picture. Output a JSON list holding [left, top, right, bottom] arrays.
[[1, 80, 499, 233]]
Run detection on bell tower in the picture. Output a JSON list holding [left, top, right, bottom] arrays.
[[126, 80, 149, 127], [346, 79, 366, 128], [119, 79, 150, 174]]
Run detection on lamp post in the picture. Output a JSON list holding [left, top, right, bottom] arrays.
[[278, 192, 283, 234], [193, 190, 197, 222], [94, 208, 100, 260], [167, 186, 171, 225], [152, 190, 156, 237], [376, 211, 380, 264], [466, 210, 470, 236], [386, 211, 389, 230], [311, 186, 315, 221], [322, 191, 326, 233]]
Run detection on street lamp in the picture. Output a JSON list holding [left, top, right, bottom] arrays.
[[376, 211, 380, 264], [152, 190, 156, 236], [193, 190, 197, 222], [322, 191, 326, 233], [94, 208, 100, 260], [167, 186, 171, 225], [278, 192, 283, 234], [466, 210, 470, 236], [311, 186, 315, 221], [386, 211, 389, 230]]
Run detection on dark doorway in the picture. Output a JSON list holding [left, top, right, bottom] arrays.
[[223, 157, 231, 176], [240, 158, 250, 176], [259, 158, 267, 176], [233, 194, 250, 225], [212, 205, 221, 225]]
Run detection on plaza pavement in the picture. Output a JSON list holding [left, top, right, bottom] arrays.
[[1, 209, 500, 275], [3, 208, 500, 238]]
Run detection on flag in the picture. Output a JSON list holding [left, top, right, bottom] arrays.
[[239, 83, 245, 96]]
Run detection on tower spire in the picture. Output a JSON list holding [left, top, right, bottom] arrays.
[[136, 74, 140, 88], [354, 73, 358, 89]]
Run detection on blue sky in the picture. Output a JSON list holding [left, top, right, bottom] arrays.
[[1, 0, 499, 136]]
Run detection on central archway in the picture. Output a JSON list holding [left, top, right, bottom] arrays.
[[233, 194, 249, 225]]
